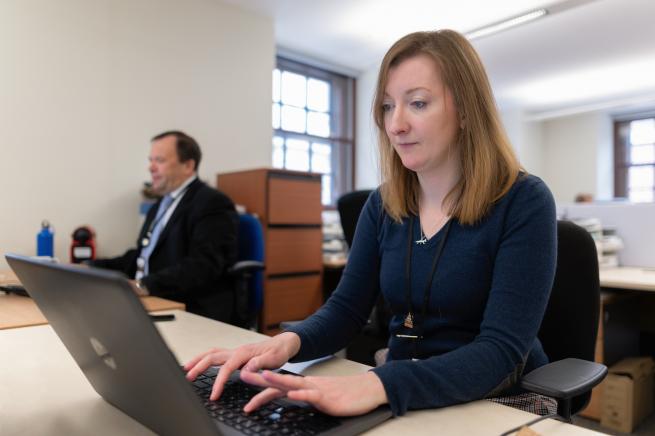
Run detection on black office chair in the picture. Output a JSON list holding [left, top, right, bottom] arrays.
[[337, 190, 374, 250], [336, 190, 393, 366], [514, 220, 607, 423]]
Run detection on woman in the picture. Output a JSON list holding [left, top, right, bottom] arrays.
[[185, 29, 556, 417]]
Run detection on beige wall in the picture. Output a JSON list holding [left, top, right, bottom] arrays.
[[355, 66, 379, 189], [500, 108, 544, 177], [541, 111, 613, 203], [0, 0, 274, 268]]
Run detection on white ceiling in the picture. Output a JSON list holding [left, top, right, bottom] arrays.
[[225, 0, 655, 116]]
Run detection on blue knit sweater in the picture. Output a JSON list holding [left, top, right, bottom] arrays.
[[287, 174, 557, 416]]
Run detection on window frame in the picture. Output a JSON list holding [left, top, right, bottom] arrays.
[[272, 56, 356, 209], [614, 114, 655, 202]]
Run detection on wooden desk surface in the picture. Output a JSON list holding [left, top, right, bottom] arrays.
[[0, 268, 184, 330], [599, 266, 655, 292], [0, 268, 19, 284], [0, 310, 602, 436], [0, 293, 185, 330]]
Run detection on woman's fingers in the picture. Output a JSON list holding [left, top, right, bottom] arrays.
[[181, 335, 302, 403], [239, 368, 270, 388], [259, 370, 309, 391], [183, 347, 223, 372], [185, 348, 229, 381], [286, 389, 323, 404], [240, 370, 315, 413], [211, 344, 269, 400], [243, 387, 285, 413], [240, 369, 308, 392], [242, 351, 281, 372]]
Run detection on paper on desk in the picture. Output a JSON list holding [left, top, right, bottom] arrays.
[[281, 355, 334, 374]]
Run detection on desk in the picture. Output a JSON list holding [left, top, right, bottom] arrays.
[[599, 266, 655, 292], [0, 293, 185, 330], [0, 269, 185, 330], [0, 310, 602, 435], [0, 268, 19, 284]]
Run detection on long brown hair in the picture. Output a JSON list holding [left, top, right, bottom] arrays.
[[373, 30, 520, 225]]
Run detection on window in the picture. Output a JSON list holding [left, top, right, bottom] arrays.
[[272, 57, 355, 206], [615, 117, 655, 202]]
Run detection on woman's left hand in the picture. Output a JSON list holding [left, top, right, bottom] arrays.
[[239, 370, 388, 417]]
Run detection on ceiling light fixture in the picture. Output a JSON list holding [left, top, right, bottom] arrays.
[[465, 9, 548, 40]]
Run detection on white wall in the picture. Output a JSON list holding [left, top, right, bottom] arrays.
[[540, 111, 613, 203], [0, 0, 274, 268], [500, 108, 544, 177], [355, 65, 380, 189]]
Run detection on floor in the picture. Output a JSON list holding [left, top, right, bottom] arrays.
[[572, 412, 655, 435]]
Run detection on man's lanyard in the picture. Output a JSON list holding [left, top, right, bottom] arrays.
[[140, 185, 190, 249]]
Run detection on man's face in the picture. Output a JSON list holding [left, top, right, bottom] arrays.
[[148, 135, 195, 196]]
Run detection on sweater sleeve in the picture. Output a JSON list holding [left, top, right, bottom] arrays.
[[286, 191, 383, 361], [372, 178, 557, 415]]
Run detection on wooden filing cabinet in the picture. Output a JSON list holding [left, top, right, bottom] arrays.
[[217, 168, 323, 335]]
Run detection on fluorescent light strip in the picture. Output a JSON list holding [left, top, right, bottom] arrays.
[[465, 9, 548, 40]]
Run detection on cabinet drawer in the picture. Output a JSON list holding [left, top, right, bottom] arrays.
[[264, 275, 322, 327], [268, 177, 321, 224], [266, 228, 322, 275]]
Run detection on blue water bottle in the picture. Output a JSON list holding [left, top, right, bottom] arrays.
[[37, 220, 54, 257]]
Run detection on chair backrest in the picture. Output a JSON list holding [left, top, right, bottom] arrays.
[[337, 190, 373, 248], [236, 213, 265, 313], [337, 189, 392, 338], [538, 220, 600, 414]]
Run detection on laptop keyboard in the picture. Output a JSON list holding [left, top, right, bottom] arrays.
[[192, 367, 341, 435]]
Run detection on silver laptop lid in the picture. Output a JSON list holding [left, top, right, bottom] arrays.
[[6, 253, 219, 436]]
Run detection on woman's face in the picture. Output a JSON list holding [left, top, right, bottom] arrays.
[[382, 54, 460, 177]]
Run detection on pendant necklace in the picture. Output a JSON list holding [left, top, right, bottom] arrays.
[[403, 216, 452, 333]]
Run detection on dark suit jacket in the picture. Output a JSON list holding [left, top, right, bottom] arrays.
[[91, 179, 239, 322]]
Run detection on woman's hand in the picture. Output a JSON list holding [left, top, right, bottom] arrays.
[[183, 332, 301, 401], [239, 370, 388, 417]]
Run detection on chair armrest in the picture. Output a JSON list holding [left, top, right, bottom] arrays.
[[228, 260, 265, 276], [520, 358, 607, 399]]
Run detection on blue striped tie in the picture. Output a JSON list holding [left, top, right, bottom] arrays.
[[140, 194, 174, 275]]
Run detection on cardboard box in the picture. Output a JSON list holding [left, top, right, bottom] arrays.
[[601, 357, 654, 433]]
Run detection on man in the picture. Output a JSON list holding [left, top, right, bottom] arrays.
[[91, 131, 238, 322]]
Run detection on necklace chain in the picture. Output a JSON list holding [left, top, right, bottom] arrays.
[[416, 213, 449, 245]]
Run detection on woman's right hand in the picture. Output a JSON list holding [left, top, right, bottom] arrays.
[[183, 331, 301, 401]]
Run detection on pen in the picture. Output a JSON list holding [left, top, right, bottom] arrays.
[[149, 314, 176, 322]]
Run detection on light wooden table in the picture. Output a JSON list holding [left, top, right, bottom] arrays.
[[0, 310, 604, 436], [599, 266, 655, 292], [0, 269, 185, 330]]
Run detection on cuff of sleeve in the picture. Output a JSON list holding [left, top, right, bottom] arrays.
[[283, 323, 315, 362], [140, 276, 158, 296], [372, 362, 408, 416]]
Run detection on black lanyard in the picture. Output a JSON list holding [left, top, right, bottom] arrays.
[[401, 216, 452, 343]]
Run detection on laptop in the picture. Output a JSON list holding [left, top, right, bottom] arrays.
[[6, 254, 391, 436]]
